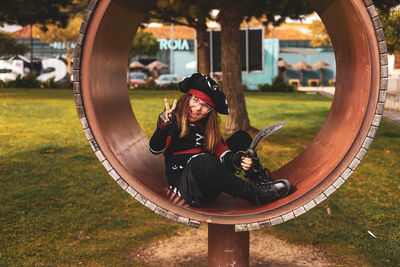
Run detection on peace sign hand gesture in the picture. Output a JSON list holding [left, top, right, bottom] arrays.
[[158, 98, 177, 127]]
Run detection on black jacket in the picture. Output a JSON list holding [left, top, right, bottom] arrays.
[[149, 119, 230, 186]]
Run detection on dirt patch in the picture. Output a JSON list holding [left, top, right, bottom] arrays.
[[127, 226, 337, 266]]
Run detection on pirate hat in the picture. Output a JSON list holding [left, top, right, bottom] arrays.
[[179, 73, 229, 114]]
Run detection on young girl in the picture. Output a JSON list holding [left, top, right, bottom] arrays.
[[149, 73, 291, 207]]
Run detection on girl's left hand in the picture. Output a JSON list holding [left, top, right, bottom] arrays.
[[241, 156, 253, 171], [159, 98, 177, 127]]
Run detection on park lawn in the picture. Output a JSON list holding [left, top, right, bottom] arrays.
[[0, 89, 183, 266], [264, 118, 400, 266], [0, 88, 398, 266]]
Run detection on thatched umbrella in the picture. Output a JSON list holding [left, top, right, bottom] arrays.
[[312, 60, 331, 85], [146, 60, 168, 77], [146, 60, 168, 72], [129, 61, 146, 70], [277, 59, 292, 82], [292, 61, 312, 86]]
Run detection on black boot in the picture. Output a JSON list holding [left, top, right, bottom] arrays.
[[248, 179, 291, 205], [245, 155, 274, 185]]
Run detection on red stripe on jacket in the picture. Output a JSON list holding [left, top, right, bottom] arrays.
[[214, 141, 229, 159], [172, 147, 204, 155], [171, 141, 228, 158]]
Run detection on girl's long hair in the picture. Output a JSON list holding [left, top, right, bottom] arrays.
[[176, 93, 222, 152]]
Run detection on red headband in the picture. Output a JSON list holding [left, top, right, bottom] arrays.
[[188, 89, 216, 108]]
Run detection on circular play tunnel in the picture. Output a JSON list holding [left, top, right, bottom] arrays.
[[73, 0, 388, 230]]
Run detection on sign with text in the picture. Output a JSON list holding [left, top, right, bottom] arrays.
[[158, 39, 194, 51]]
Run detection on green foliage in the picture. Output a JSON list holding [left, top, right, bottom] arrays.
[[1, 72, 41, 88], [158, 82, 180, 90], [131, 78, 179, 90], [149, 0, 214, 75], [379, 10, 400, 56], [144, 76, 157, 88], [309, 20, 332, 47], [33, 15, 83, 45], [0, 0, 82, 72], [1, 73, 72, 89], [0, 31, 29, 56], [258, 83, 295, 92], [213, 0, 312, 25], [373, 0, 400, 14], [149, 0, 214, 27], [0, 0, 72, 28], [258, 83, 271, 91], [130, 30, 160, 57], [41, 77, 73, 89], [66, 0, 89, 16], [258, 76, 295, 92]]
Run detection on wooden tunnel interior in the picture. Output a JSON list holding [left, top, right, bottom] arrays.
[[79, 0, 380, 224]]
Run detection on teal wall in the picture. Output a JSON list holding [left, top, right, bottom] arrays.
[[162, 38, 336, 88], [162, 39, 280, 88], [172, 51, 196, 77], [242, 39, 279, 90]]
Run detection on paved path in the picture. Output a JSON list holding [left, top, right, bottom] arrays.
[[298, 87, 400, 125], [383, 109, 400, 124]]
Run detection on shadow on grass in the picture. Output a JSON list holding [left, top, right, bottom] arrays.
[[0, 145, 182, 266], [263, 119, 400, 266], [268, 109, 329, 123]]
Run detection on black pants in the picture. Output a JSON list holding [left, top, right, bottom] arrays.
[[175, 131, 253, 207]]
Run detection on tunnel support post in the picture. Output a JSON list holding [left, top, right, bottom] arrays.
[[208, 223, 249, 267]]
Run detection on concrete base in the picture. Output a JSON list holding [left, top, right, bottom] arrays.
[[297, 86, 335, 98]]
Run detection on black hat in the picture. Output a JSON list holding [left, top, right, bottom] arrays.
[[179, 73, 229, 114]]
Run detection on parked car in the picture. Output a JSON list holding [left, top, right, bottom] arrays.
[[155, 74, 181, 85], [129, 72, 147, 85]]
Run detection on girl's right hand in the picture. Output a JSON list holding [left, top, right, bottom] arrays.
[[158, 98, 177, 127]]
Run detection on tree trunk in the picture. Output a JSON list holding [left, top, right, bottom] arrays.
[[30, 24, 33, 72], [218, 7, 251, 134], [195, 22, 210, 76], [66, 43, 72, 78], [300, 70, 303, 86]]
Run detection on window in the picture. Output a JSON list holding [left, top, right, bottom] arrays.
[[207, 28, 264, 72]]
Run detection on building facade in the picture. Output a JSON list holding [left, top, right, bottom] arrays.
[[7, 24, 338, 88], [144, 24, 336, 89]]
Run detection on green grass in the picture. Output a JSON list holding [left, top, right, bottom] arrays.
[[1, 89, 399, 266], [0, 89, 183, 266], [265, 118, 400, 266]]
